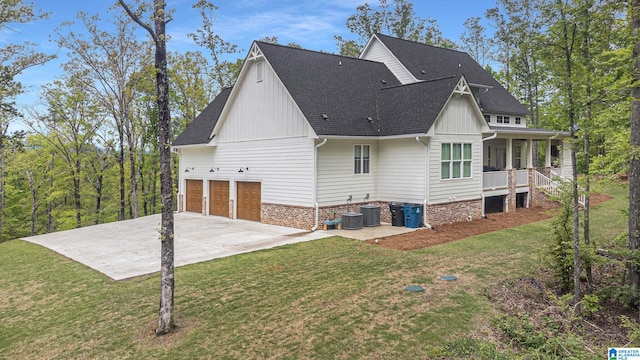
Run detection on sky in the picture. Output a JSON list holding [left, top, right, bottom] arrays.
[[3, 0, 499, 131]]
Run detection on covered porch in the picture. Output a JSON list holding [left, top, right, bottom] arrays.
[[481, 128, 571, 214]]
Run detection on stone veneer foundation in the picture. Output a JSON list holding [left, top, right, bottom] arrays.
[[261, 200, 482, 230], [426, 199, 483, 226]]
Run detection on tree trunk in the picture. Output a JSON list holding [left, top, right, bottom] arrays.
[[47, 155, 54, 233], [118, 132, 126, 221], [559, 2, 581, 313], [154, 1, 175, 334], [582, 4, 593, 293], [629, 0, 640, 309], [127, 127, 139, 219]]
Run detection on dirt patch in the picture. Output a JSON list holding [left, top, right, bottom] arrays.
[[367, 193, 613, 251]]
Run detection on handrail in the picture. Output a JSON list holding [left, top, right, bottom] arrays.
[[534, 171, 585, 206]]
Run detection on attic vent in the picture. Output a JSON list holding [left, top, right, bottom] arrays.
[[339, 61, 342, 66], [420, 70, 426, 74], [366, 117, 374, 123], [321, 114, 329, 121], [380, 79, 386, 84], [458, 63, 461, 68]]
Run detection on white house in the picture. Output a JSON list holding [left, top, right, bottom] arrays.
[[172, 34, 571, 230]]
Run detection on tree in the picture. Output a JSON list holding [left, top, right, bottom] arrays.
[[118, 0, 175, 335], [188, 0, 241, 93], [0, 0, 54, 236], [27, 76, 103, 228], [55, 10, 151, 221], [335, 0, 452, 57], [629, 0, 640, 308], [459, 17, 493, 67]]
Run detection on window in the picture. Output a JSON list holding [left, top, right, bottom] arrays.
[[256, 61, 264, 82], [515, 117, 521, 125], [503, 116, 510, 124], [441, 143, 472, 179], [497, 116, 503, 124], [514, 145, 522, 169], [484, 114, 491, 123], [354, 145, 370, 174]]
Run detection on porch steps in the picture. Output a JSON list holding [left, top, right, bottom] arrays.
[[534, 171, 585, 206]]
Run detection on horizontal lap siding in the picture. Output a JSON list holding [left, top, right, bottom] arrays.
[[179, 138, 314, 208], [377, 138, 426, 203], [317, 140, 377, 206], [212, 138, 314, 206]]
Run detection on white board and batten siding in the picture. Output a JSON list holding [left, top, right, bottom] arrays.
[[317, 140, 377, 206], [428, 95, 484, 204], [179, 58, 317, 208], [360, 38, 415, 85], [216, 59, 311, 143], [376, 138, 427, 204]]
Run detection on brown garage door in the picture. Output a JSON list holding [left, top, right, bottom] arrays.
[[209, 180, 229, 217], [185, 179, 203, 213], [237, 182, 261, 221]]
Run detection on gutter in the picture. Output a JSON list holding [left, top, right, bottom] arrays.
[[415, 137, 433, 229], [311, 139, 328, 231]]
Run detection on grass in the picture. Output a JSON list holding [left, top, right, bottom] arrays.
[[0, 183, 629, 359]]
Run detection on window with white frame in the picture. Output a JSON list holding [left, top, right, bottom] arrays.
[[515, 117, 521, 124], [441, 143, 472, 179], [354, 145, 370, 174], [497, 115, 503, 123], [484, 114, 490, 123], [503, 116, 510, 124]]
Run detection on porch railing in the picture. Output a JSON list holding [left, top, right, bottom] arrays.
[[483, 171, 508, 190], [516, 170, 528, 187], [534, 171, 585, 205]]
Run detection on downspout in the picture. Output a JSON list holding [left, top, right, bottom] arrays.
[[415, 137, 433, 229], [480, 133, 497, 218], [482, 132, 498, 142], [311, 138, 328, 231]]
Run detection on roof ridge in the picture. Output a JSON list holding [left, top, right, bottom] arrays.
[[254, 40, 384, 65]]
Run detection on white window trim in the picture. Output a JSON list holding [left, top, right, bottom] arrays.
[[256, 61, 264, 82], [354, 144, 371, 175], [441, 142, 473, 180]]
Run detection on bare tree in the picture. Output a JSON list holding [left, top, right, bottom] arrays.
[[118, 0, 175, 335]]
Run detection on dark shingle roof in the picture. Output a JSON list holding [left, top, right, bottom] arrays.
[[374, 33, 528, 116], [172, 87, 232, 146], [377, 76, 461, 136], [256, 41, 400, 136]]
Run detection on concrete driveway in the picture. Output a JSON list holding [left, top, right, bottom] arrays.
[[23, 213, 331, 281]]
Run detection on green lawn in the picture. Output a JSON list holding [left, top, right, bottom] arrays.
[[0, 183, 629, 359]]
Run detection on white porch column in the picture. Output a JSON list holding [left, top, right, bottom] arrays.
[[506, 138, 513, 170], [545, 139, 552, 167], [527, 138, 533, 168]]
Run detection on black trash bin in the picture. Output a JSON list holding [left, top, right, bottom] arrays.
[[389, 203, 405, 227]]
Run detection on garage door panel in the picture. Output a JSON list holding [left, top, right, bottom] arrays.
[[209, 180, 229, 217], [186, 179, 203, 213], [237, 182, 261, 222]]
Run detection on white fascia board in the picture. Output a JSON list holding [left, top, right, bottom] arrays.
[[494, 129, 569, 139], [320, 133, 427, 140]]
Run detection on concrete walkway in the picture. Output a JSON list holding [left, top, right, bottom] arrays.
[[23, 213, 417, 281]]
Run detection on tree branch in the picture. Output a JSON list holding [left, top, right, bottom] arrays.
[[117, 0, 158, 44]]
